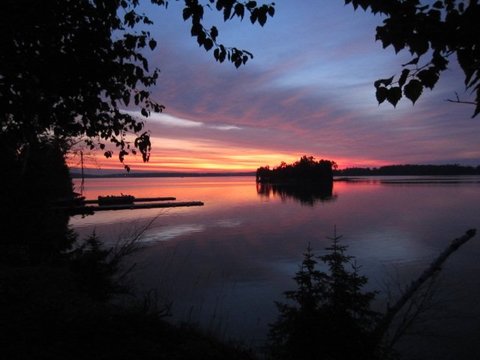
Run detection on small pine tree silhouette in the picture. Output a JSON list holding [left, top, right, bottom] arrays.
[[269, 229, 381, 360]]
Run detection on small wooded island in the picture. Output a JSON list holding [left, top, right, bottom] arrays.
[[256, 156, 337, 205], [256, 156, 336, 184]]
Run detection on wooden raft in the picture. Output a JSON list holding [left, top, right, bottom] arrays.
[[75, 201, 204, 213], [68, 195, 203, 215]]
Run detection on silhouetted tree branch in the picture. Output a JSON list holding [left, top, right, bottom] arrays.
[[346, 0, 480, 117], [0, 0, 275, 170], [446, 92, 478, 106], [373, 229, 477, 345]]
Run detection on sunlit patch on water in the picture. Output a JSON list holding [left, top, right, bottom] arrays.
[[214, 219, 242, 228], [140, 223, 206, 243]]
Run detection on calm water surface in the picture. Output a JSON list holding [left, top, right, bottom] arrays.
[[71, 176, 480, 358]]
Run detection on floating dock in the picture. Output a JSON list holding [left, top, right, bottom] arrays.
[[83, 196, 176, 204], [71, 201, 204, 214], [66, 196, 204, 215]]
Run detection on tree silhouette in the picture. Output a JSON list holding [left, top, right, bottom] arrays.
[[1, 0, 275, 262], [269, 232, 381, 360], [269, 229, 477, 360], [345, 0, 480, 117], [0, 0, 275, 169], [256, 156, 337, 184]]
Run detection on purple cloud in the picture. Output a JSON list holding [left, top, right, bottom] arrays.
[[91, 1, 480, 171]]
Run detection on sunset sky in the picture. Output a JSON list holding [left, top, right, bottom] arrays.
[[72, 0, 480, 173]]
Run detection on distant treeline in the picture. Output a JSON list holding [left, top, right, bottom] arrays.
[[256, 156, 336, 183], [334, 164, 480, 176]]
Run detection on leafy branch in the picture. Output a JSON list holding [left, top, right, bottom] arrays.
[[346, 0, 480, 117], [0, 0, 275, 170], [182, 0, 275, 67]]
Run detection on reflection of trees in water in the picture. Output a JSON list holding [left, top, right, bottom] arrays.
[[256, 181, 336, 206]]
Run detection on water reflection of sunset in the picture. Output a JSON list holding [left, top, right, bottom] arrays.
[[74, 177, 258, 204], [70, 176, 480, 350]]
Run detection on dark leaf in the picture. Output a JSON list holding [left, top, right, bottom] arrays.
[[417, 69, 439, 89], [234, 3, 245, 19], [191, 23, 202, 36], [392, 38, 405, 54], [386, 87, 402, 107], [210, 26, 218, 41], [246, 1, 257, 10], [409, 36, 429, 56], [376, 86, 388, 104], [148, 39, 157, 50], [182, 7, 191, 21], [258, 12, 267, 26], [223, 6, 232, 21], [432, 52, 448, 71], [196, 32, 206, 46], [457, 49, 474, 87], [204, 38, 213, 51], [250, 9, 258, 24], [404, 79, 423, 104], [257, 6, 269, 26], [268, 6, 275, 17]]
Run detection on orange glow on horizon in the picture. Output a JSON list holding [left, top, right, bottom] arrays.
[[66, 136, 388, 173], [67, 151, 387, 173]]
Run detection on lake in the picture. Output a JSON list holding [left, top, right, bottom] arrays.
[[71, 175, 480, 359]]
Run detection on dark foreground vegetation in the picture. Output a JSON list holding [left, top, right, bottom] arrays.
[[1, 142, 255, 360], [2, 261, 257, 360], [267, 229, 477, 360], [2, 235, 257, 360], [335, 164, 480, 176]]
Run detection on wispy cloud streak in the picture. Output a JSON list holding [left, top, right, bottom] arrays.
[[83, 1, 480, 172]]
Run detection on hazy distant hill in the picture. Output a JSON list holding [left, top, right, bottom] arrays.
[[70, 164, 480, 179]]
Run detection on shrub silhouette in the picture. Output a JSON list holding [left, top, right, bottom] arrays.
[[268, 231, 382, 360]]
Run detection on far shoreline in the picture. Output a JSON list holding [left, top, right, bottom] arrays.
[[70, 163, 480, 179]]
